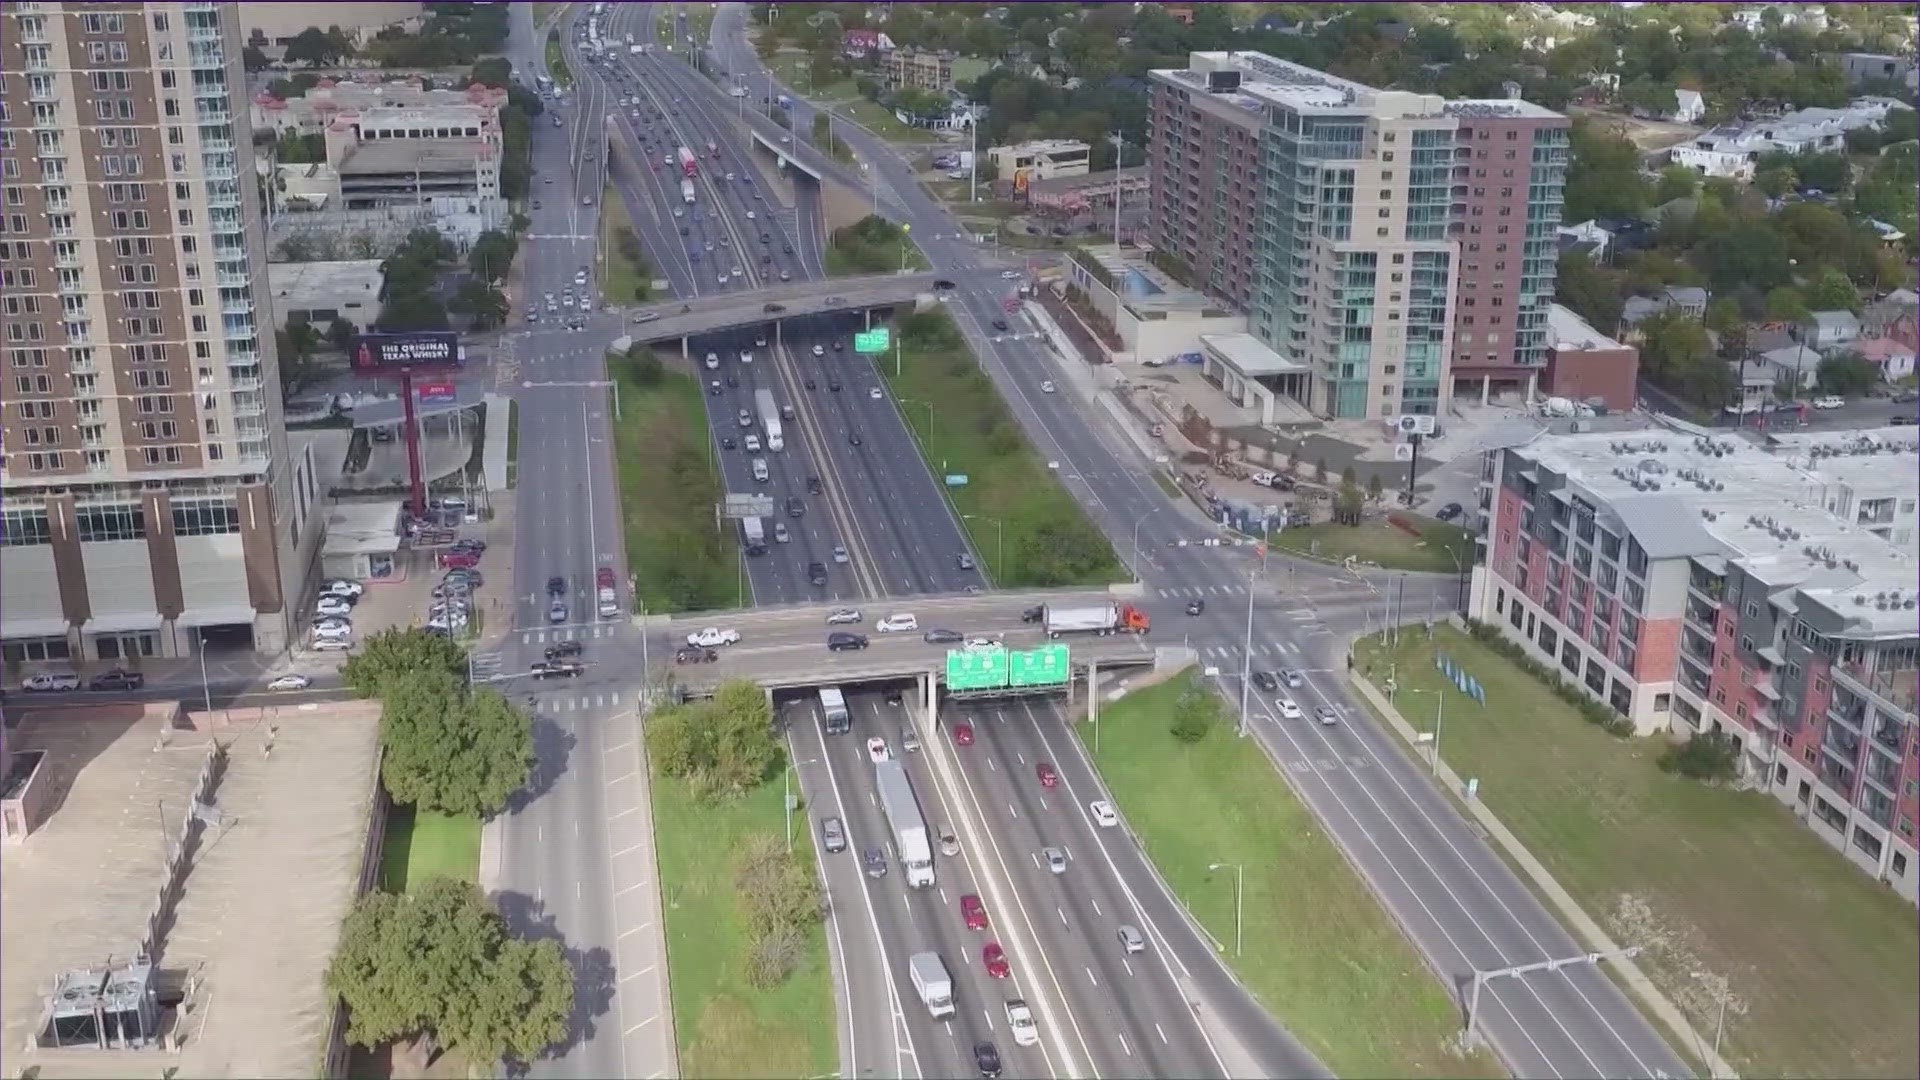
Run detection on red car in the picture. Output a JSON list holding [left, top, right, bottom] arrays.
[[1036, 762, 1058, 788], [596, 566, 616, 589], [981, 942, 1010, 979], [960, 894, 988, 931], [952, 722, 974, 746], [438, 550, 480, 569]]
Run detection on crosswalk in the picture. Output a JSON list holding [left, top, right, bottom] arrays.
[[470, 650, 507, 681], [532, 689, 633, 712], [1197, 640, 1315, 662], [1156, 584, 1247, 599], [518, 622, 626, 647]]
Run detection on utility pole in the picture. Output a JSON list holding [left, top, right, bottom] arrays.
[[1237, 563, 1255, 738]]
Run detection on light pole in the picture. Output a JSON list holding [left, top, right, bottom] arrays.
[[964, 514, 1004, 579], [1692, 971, 1730, 1077], [1404, 687, 1445, 775], [1208, 862, 1244, 957], [197, 633, 214, 717], [1131, 519, 1143, 582], [901, 398, 935, 445], [1237, 563, 1256, 738]]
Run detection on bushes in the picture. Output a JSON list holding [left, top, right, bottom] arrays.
[[646, 680, 781, 800], [1660, 730, 1742, 783], [734, 834, 822, 990], [828, 214, 914, 273], [1170, 683, 1220, 743], [1462, 620, 1636, 738]]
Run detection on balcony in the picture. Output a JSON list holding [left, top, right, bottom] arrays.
[[228, 376, 263, 394], [1864, 747, 1900, 791], [220, 296, 254, 316], [1871, 720, 1905, 753]]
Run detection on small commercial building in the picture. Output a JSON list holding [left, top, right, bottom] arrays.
[[265, 259, 384, 329], [988, 139, 1092, 186], [320, 500, 405, 583], [1197, 333, 1311, 426], [1025, 167, 1150, 216], [1542, 304, 1639, 412]]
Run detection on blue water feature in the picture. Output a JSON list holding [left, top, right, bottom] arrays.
[[1121, 268, 1164, 298]]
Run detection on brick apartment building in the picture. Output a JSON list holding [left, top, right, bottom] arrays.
[[1472, 426, 1920, 902], [886, 47, 953, 93], [1, 2, 318, 663], [1147, 51, 1572, 419]]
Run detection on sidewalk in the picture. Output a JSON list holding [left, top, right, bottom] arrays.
[[1348, 668, 1738, 1080]]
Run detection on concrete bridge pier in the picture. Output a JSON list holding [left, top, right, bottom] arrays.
[[920, 670, 937, 736]]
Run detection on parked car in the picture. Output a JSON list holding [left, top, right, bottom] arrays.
[[22, 672, 81, 692], [316, 595, 354, 618], [88, 668, 145, 691], [267, 674, 312, 692]]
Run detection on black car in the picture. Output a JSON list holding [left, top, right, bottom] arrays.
[[760, 232, 771, 243], [721, 435, 737, 449], [828, 378, 842, 391], [832, 340, 844, 352], [531, 660, 584, 679], [787, 496, 805, 517], [1186, 598, 1206, 615], [1891, 414, 1918, 426], [933, 279, 956, 290], [782, 243, 793, 254], [1021, 605, 1044, 624], [807, 475, 823, 495], [974, 1041, 1002, 1078], [808, 561, 830, 586], [1251, 670, 1278, 692], [674, 646, 719, 664], [1435, 502, 1464, 522], [89, 668, 145, 691], [848, 432, 862, 446], [827, 631, 868, 651], [992, 318, 1009, 331], [861, 846, 887, 878], [763, 302, 786, 313], [726, 373, 739, 388], [923, 628, 964, 644], [544, 640, 584, 661], [547, 575, 567, 596]]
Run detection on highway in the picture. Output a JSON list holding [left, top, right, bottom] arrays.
[[696, 8, 1694, 1079]]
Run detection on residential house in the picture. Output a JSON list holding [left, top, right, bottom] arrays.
[[1843, 53, 1920, 92], [1618, 286, 1711, 341], [1670, 97, 1905, 180], [1851, 337, 1918, 381], [1801, 310, 1863, 352], [1862, 289, 1919, 351], [1759, 344, 1822, 390], [1665, 286, 1709, 320], [1670, 88, 1706, 124], [1557, 219, 1614, 262], [842, 29, 892, 60]]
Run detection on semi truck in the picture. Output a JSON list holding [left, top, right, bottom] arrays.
[[908, 953, 955, 1020], [819, 686, 850, 734], [1041, 601, 1151, 639], [680, 178, 696, 204], [754, 388, 784, 451], [875, 759, 934, 887], [740, 516, 767, 556], [676, 146, 698, 177]]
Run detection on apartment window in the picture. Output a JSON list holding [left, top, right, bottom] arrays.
[[0, 508, 52, 547], [172, 498, 241, 536], [75, 503, 145, 542]]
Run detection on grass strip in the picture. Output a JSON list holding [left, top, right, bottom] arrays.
[[378, 804, 481, 894], [609, 364, 744, 612], [1088, 672, 1504, 1078]]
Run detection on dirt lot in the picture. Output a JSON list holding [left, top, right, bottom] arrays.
[[1567, 104, 1705, 154], [1, 704, 381, 1079]]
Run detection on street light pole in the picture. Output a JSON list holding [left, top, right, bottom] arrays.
[[1208, 862, 1243, 957], [1407, 687, 1445, 775], [1131, 519, 1143, 582], [1237, 563, 1255, 738], [197, 633, 213, 717]]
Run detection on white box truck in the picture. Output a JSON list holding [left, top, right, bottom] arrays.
[[876, 759, 934, 887], [755, 388, 784, 451], [909, 953, 955, 1019], [819, 686, 850, 734], [681, 178, 696, 204], [597, 586, 618, 618]]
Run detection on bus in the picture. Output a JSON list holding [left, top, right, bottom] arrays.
[[820, 687, 850, 735]]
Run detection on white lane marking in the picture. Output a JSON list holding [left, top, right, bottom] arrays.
[[1084, 966, 1098, 987], [617, 921, 653, 940]]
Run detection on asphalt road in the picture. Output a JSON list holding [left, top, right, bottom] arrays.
[[704, 9, 1693, 1079]]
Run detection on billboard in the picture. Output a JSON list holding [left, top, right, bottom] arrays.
[[1008, 644, 1070, 688], [853, 328, 891, 354], [416, 380, 457, 404], [351, 332, 463, 373], [946, 647, 1008, 691]]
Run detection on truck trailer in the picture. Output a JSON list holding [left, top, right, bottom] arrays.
[[676, 146, 698, 177], [875, 759, 934, 887], [1041, 601, 1151, 639], [819, 687, 850, 734], [680, 178, 696, 204], [754, 388, 784, 451], [740, 516, 766, 556], [908, 953, 954, 1019]]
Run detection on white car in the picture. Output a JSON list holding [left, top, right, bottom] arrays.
[[866, 737, 890, 763], [1004, 999, 1039, 1047], [1813, 395, 1845, 409], [312, 622, 353, 641], [311, 637, 353, 652], [706, 352, 720, 369], [826, 607, 863, 625], [811, 344, 824, 357], [267, 674, 313, 692], [746, 210, 756, 220], [316, 595, 353, 617], [1001, 270, 1021, 279], [868, 386, 883, 400], [21, 672, 80, 692], [686, 626, 741, 648], [1276, 697, 1305, 720], [1089, 800, 1119, 828], [322, 579, 364, 599], [744, 434, 762, 452], [739, 350, 754, 364], [718, 274, 729, 286], [875, 613, 918, 633], [1040, 381, 1056, 393]]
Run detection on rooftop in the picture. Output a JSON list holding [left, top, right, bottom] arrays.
[[1547, 303, 1625, 352], [322, 499, 405, 557], [1153, 50, 1561, 124], [265, 259, 384, 320], [1200, 331, 1311, 376], [1515, 426, 1920, 638], [336, 138, 494, 175], [1026, 166, 1150, 198]]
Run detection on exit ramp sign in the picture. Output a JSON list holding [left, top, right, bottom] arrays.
[[854, 328, 891, 354], [946, 647, 1008, 691]]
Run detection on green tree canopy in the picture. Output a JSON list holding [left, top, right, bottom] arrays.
[[343, 627, 469, 696], [379, 671, 533, 818], [284, 26, 355, 67], [1817, 352, 1880, 397], [644, 678, 782, 799], [327, 877, 572, 1067]]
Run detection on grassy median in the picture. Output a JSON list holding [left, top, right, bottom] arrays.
[[609, 360, 744, 612], [545, 30, 572, 90], [1087, 671, 1503, 1078], [1352, 626, 1920, 1079], [379, 805, 481, 894], [653, 774, 835, 1078], [879, 309, 1122, 587], [599, 182, 653, 304]]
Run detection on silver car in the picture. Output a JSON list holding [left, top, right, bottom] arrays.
[[1117, 925, 1146, 954], [1043, 847, 1067, 875], [548, 599, 568, 624], [825, 608, 863, 625], [821, 816, 847, 853]]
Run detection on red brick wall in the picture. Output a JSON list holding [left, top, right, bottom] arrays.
[[1545, 343, 1640, 413], [1634, 616, 1682, 683]]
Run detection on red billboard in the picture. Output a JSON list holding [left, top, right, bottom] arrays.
[[350, 332, 463, 374]]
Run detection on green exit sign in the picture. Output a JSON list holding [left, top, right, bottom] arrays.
[[854, 328, 891, 354]]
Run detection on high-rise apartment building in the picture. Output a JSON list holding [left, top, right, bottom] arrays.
[[1, 2, 317, 664], [1148, 52, 1569, 419], [1474, 427, 1920, 902]]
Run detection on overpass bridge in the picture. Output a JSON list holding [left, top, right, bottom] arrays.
[[622, 271, 940, 344]]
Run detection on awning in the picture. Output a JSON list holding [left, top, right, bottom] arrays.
[[1754, 681, 1782, 701], [174, 605, 258, 628], [82, 612, 164, 634], [1757, 645, 1786, 666], [0, 617, 72, 640]]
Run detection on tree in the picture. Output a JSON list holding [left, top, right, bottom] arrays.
[[468, 230, 518, 283], [1702, 221, 1792, 293], [1621, 78, 1678, 118], [643, 679, 781, 799], [468, 56, 513, 89], [1753, 166, 1794, 200], [1366, 473, 1384, 504], [243, 44, 272, 72], [452, 280, 509, 329], [1333, 481, 1365, 526], [1564, 120, 1650, 223], [276, 322, 322, 396], [342, 627, 468, 697], [1169, 682, 1218, 744], [1555, 251, 1624, 334], [1314, 457, 1329, 484], [1654, 164, 1700, 206], [1817, 352, 1880, 397], [327, 878, 572, 1067], [617, 345, 665, 387], [1658, 730, 1740, 783], [380, 672, 534, 818], [378, 292, 451, 332], [328, 317, 356, 352], [284, 25, 353, 67], [1764, 286, 1811, 324], [1805, 267, 1861, 313]]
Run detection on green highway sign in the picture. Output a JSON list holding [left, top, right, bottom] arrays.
[[854, 327, 892, 354], [945, 474, 968, 486], [946, 647, 1008, 691], [1008, 644, 1071, 688]]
